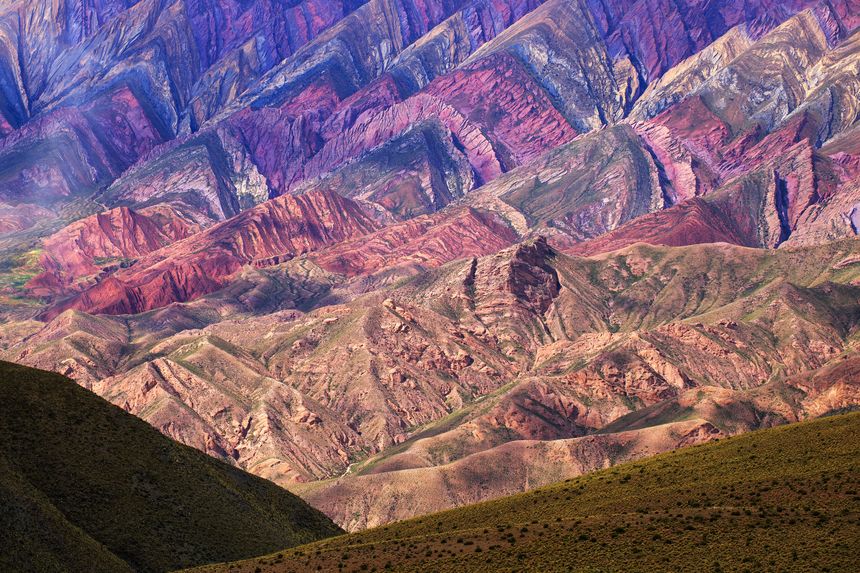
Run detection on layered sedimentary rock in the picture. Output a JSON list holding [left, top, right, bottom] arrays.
[[1, 0, 860, 537], [2, 0, 856, 242], [468, 125, 666, 241], [0, 86, 167, 205], [27, 205, 202, 297], [565, 199, 753, 256], [581, 11, 860, 254], [311, 207, 518, 276], [42, 191, 378, 317], [7, 240, 860, 503], [0, 0, 364, 129], [0, 0, 369, 211]]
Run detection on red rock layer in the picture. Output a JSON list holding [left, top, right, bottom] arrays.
[[27, 205, 202, 297], [43, 191, 379, 317], [312, 207, 518, 276], [563, 199, 754, 256]]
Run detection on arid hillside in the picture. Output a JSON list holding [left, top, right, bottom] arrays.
[[0, 0, 859, 538], [188, 412, 860, 572]]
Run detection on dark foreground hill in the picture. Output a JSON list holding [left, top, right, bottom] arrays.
[[190, 412, 860, 573], [0, 360, 342, 573]]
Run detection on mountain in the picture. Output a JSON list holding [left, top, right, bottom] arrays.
[[5, 3, 859, 320], [5, 238, 860, 529], [1, 0, 860, 546], [2, 0, 857, 234], [40, 189, 379, 317], [187, 411, 860, 572], [296, 357, 860, 530], [0, 360, 341, 573]]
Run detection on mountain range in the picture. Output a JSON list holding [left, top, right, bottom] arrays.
[[1, 0, 859, 540]]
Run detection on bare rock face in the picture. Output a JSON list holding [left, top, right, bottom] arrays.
[[2, 0, 855, 244], [2, 0, 860, 537], [589, 0, 860, 83], [0, 0, 365, 132], [298, 287, 860, 530], [27, 205, 202, 297], [41, 191, 379, 317], [466, 237, 562, 356], [0, 0, 361, 206], [294, 122, 480, 221]]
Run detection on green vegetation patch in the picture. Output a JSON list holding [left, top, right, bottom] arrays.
[[191, 413, 860, 573], [0, 361, 341, 573], [0, 247, 43, 292]]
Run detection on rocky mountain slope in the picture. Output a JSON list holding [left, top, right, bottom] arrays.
[[189, 412, 860, 573], [5, 238, 860, 530], [1, 0, 860, 539], [301, 355, 860, 529], [0, 360, 341, 573], [4, 2, 859, 318]]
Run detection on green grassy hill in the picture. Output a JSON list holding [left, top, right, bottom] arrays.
[[0, 361, 342, 573], [191, 412, 860, 573]]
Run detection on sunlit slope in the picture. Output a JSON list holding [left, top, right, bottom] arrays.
[[192, 412, 860, 573]]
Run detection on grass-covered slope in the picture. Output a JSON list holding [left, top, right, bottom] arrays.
[[0, 361, 342, 573], [193, 412, 860, 573]]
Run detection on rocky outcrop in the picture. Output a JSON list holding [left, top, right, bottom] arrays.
[[567, 13, 860, 254], [99, 128, 272, 222], [3, 0, 855, 243], [387, 0, 546, 94], [28, 205, 202, 297], [588, 0, 860, 83], [260, 48, 577, 215], [0, 0, 365, 212], [42, 191, 378, 317], [423, 51, 578, 167], [293, 122, 480, 220]]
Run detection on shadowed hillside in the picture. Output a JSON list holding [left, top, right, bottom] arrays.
[[0, 361, 342, 573]]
